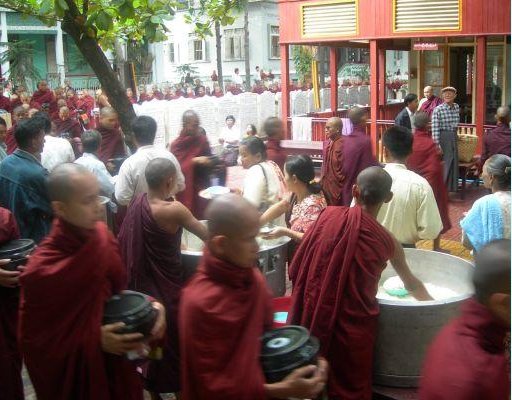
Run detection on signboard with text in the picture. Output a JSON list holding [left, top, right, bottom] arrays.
[[413, 43, 439, 51]]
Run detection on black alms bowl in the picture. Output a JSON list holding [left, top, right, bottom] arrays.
[[103, 290, 157, 336], [260, 325, 320, 383], [0, 239, 35, 271]]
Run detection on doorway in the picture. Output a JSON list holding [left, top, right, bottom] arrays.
[[449, 46, 474, 123]]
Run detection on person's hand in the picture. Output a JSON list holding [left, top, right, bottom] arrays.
[[100, 323, 145, 355], [270, 358, 328, 399], [230, 188, 242, 195], [149, 302, 166, 341], [0, 260, 20, 288], [262, 227, 286, 240], [408, 282, 434, 301], [193, 156, 211, 166]]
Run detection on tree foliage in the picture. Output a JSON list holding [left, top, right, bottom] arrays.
[[292, 45, 314, 83], [0, 40, 41, 90]]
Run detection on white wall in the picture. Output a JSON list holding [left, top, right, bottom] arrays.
[[152, 0, 281, 85]]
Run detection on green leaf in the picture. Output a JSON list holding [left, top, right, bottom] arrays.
[[150, 15, 162, 24], [56, 0, 69, 11], [119, 2, 135, 19], [96, 11, 113, 31]]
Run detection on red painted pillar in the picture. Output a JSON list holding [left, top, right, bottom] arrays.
[[280, 44, 291, 139], [370, 40, 379, 157], [475, 36, 487, 154], [378, 48, 386, 111], [329, 47, 338, 116]]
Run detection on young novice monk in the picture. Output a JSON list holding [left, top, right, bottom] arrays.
[[289, 166, 432, 400], [118, 158, 208, 399], [179, 194, 328, 400], [19, 163, 166, 400]]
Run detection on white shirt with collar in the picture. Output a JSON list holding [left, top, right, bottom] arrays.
[[75, 152, 116, 197], [377, 163, 442, 245], [406, 107, 415, 128], [114, 144, 185, 206], [41, 135, 75, 172]]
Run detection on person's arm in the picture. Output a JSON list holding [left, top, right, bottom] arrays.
[[431, 109, 440, 145], [167, 152, 186, 194], [65, 140, 75, 162], [174, 203, 209, 241], [260, 199, 289, 226], [389, 235, 433, 301], [95, 162, 116, 197], [263, 226, 304, 242], [416, 184, 443, 240], [114, 162, 134, 206]]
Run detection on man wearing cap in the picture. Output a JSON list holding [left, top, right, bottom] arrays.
[[431, 87, 460, 193]]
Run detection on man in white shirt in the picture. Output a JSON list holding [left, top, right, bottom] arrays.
[[75, 130, 115, 197], [115, 116, 185, 206], [394, 93, 418, 131], [219, 115, 240, 166], [232, 68, 244, 86], [34, 112, 75, 172], [377, 125, 442, 247]]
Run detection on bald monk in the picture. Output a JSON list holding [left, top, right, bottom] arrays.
[[180, 194, 328, 400], [97, 106, 126, 163], [419, 239, 510, 400], [19, 163, 166, 400], [290, 166, 432, 400], [263, 117, 287, 171], [54, 106, 83, 138], [481, 106, 511, 165], [30, 80, 57, 115], [5, 106, 28, 154], [321, 109, 378, 206], [0, 207, 24, 399], [418, 85, 443, 117], [119, 158, 207, 399]]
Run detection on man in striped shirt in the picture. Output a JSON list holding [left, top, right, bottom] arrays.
[[431, 87, 460, 192]]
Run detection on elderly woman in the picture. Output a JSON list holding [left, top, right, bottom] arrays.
[[461, 154, 511, 252]]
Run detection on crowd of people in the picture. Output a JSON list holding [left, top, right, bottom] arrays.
[[0, 77, 509, 400]]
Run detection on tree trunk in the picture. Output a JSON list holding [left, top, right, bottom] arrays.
[[215, 21, 224, 91], [62, 20, 136, 150], [243, 6, 250, 91]]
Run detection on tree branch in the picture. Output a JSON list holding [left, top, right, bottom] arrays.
[[0, 3, 62, 22]]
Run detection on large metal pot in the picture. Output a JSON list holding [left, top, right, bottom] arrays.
[[181, 225, 290, 296], [374, 249, 474, 387]]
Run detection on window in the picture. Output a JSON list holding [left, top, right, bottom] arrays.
[[188, 35, 208, 62], [269, 25, 280, 59], [394, 0, 461, 32], [169, 43, 175, 63], [224, 28, 244, 60]]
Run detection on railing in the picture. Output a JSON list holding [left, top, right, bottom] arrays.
[[46, 73, 101, 92]]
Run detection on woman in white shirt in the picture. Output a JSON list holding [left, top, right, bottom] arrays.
[[239, 136, 287, 227]]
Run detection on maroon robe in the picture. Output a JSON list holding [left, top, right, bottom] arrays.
[[266, 138, 286, 171], [321, 130, 378, 206], [0, 95, 11, 112], [97, 125, 126, 163], [0, 207, 23, 400], [179, 249, 273, 400], [419, 96, 443, 117], [10, 97, 21, 111], [54, 117, 83, 138], [289, 206, 395, 400], [419, 298, 509, 400], [138, 93, 152, 103], [153, 91, 164, 100], [118, 194, 182, 393], [481, 123, 511, 165], [407, 129, 451, 233], [212, 91, 224, 98], [19, 219, 143, 400], [127, 96, 137, 104], [171, 132, 212, 219], [5, 125, 17, 154], [66, 96, 79, 112], [31, 89, 57, 115]]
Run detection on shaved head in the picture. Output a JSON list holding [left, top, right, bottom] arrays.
[[206, 194, 259, 238], [47, 163, 92, 202], [356, 166, 393, 206], [496, 106, 510, 124], [474, 239, 511, 303], [348, 107, 367, 126], [182, 109, 199, 125], [413, 111, 430, 130], [145, 158, 176, 190], [326, 117, 342, 131], [100, 106, 117, 118]]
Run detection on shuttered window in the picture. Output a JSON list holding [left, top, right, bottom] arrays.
[[301, 0, 357, 38], [394, 0, 461, 32]]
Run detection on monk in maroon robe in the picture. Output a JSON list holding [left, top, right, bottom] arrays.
[[19, 164, 165, 400], [263, 117, 287, 171], [119, 158, 208, 398], [419, 86, 443, 117], [31, 80, 57, 115], [290, 167, 431, 400], [407, 112, 451, 250], [54, 106, 83, 138], [0, 90, 11, 112], [5, 106, 28, 154], [419, 239, 510, 400], [97, 106, 126, 163], [0, 207, 23, 400], [321, 110, 378, 206], [481, 106, 511, 165], [180, 194, 327, 400]]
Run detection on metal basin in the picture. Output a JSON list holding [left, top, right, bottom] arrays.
[[181, 224, 290, 296], [374, 249, 474, 387]]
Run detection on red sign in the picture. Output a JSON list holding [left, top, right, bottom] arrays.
[[413, 42, 439, 51]]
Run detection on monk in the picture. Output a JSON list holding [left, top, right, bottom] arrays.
[[31, 80, 57, 115], [419, 239, 510, 400], [418, 85, 443, 117], [180, 194, 328, 400], [289, 166, 432, 400], [0, 85, 11, 112], [5, 106, 28, 154], [0, 207, 23, 400], [19, 163, 166, 400], [262, 117, 287, 171], [119, 158, 207, 399], [481, 106, 511, 165], [97, 106, 126, 163], [321, 108, 378, 206], [126, 88, 137, 104], [171, 110, 224, 219], [54, 106, 83, 138], [407, 111, 451, 251]]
